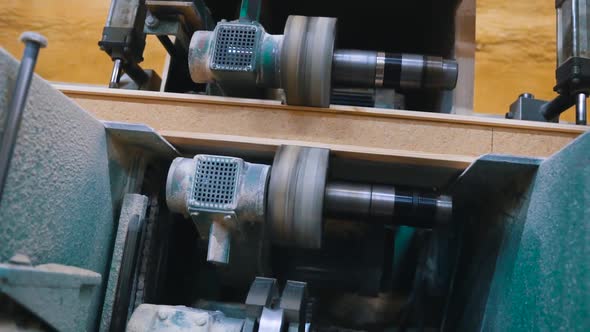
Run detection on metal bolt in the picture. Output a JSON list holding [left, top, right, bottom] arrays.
[[194, 315, 208, 326], [520, 93, 535, 99], [0, 32, 47, 205], [145, 13, 160, 28], [157, 310, 169, 321]]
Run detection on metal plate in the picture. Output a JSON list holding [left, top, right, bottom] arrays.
[[103, 121, 180, 159]]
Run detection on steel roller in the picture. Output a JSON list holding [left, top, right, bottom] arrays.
[[267, 145, 329, 249], [168, 146, 452, 253], [332, 50, 458, 90], [281, 15, 337, 107], [187, 14, 459, 108], [324, 182, 452, 228]]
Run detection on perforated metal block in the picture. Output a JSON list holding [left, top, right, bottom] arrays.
[[211, 23, 259, 72], [167, 154, 270, 267], [189, 155, 241, 211]]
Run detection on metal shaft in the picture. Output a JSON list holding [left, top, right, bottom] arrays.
[[123, 62, 149, 88], [0, 32, 47, 204], [109, 58, 122, 88], [576, 93, 587, 125], [324, 181, 452, 227], [332, 49, 458, 90]]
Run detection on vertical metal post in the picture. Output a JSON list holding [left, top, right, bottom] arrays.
[[0, 32, 47, 204], [109, 58, 122, 88], [239, 0, 262, 22], [576, 92, 587, 125]]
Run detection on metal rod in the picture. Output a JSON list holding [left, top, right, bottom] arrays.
[[109, 58, 122, 88], [332, 50, 378, 88], [540, 93, 575, 121], [123, 62, 149, 88], [332, 49, 458, 90], [324, 181, 452, 227], [576, 93, 587, 125], [0, 32, 47, 204], [157, 35, 178, 58]]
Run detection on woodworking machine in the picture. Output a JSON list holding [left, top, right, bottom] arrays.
[[1, 44, 590, 331], [1, 1, 590, 332], [98, 0, 458, 110]]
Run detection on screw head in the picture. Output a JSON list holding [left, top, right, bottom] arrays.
[[19, 32, 48, 48], [194, 315, 208, 326], [145, 14, 160, 28], [157, 310, 169, 321]]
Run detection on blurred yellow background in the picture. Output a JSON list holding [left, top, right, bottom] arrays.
[[0, 0, 575, 119], [0, 0, 167, 84]]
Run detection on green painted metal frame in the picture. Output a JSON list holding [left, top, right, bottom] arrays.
[[239, 0, 262, 22], [443, 132, 590, 331], [0, 261, 102, 332], [0, 47, 177, 330], [0, 47, 123, 329], [484, 131, 590, 331]]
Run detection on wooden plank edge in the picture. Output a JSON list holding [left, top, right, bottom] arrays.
[[55, 83, 589, 135], [161, 130, 476, 170]]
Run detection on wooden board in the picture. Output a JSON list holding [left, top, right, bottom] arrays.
[[162, 131, 477, 169], [55, 84, 588, 169]]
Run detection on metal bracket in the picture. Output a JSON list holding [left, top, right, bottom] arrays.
[[103, 121, 180, 159], [244, 277, 308, 332], [0, 255, 101, 332], [506, 93, 557, 122]]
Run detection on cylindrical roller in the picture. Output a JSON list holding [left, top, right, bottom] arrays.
[[324, 182, 452, 227], [324, 182, 373, 218], [392, 188, 450, 227], [332, 50, 458, 90], [281, 15, 337, 107], [332, 50, 377, 87], [268, 145, 329, 248]]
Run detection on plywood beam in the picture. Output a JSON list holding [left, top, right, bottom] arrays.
[[55, 84, 588, 168]]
